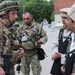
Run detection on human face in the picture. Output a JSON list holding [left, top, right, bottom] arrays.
[[62, 16, 68, 28], [8, 10, 18, 23], [65, 16, 75, 32], [22, 13, 32, 26]]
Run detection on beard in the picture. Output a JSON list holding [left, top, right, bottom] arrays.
[[25, 22, 31, 26]]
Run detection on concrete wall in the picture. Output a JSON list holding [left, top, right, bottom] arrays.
[[55, 14, 63, 27]]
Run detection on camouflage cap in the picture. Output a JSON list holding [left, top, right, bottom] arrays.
[[0, 0, 20, 16]]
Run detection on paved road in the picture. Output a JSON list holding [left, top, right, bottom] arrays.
[[14, 27, 60, 75]]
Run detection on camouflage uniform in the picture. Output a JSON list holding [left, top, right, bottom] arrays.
[[19, 22, 48, 75], [0, 1, 21, 75], [0, 22, 21, 75]]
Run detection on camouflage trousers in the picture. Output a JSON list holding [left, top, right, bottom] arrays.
[[21, 54, 42, 75]]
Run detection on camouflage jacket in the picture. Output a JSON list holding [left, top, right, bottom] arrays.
[[0, 21, 21, 66], [18, 22, 48, 56]]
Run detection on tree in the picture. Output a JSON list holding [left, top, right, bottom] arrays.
[[0, 0, 4, 3], [13, 0, 54, 23], [28, 0, 54, 23]]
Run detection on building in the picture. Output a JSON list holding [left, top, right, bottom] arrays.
[[54, 0, 75, 26]]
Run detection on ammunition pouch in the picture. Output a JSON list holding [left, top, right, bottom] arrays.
[[13, 40, 20, 46], [11, 50, 20, 64]]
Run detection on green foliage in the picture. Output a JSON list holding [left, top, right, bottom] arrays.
[[11, 0, 54, 23], [0, 0, 4, 3], [20, 1, 53, 23], [51, 12, 54, 21]]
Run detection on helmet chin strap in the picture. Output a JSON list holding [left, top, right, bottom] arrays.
[[8, 18, 13, 26], [7, 14, 13, 27]]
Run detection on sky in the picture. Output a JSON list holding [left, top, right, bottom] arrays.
[[47, 0, 50, 1]]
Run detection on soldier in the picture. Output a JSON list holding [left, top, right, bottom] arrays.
[[61, 4, 75, 75], [19, 12, 48, 75], [50, 7, 71, 75], [0, 0, 24, 75]]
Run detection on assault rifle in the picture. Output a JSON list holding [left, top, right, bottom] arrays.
[[1, 53, 12, 75], [8, 28, 22, 74]]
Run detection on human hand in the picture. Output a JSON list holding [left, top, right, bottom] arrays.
[[52, 52, 62, 60], [71, 72, 75, 75], [55, 52, 62, 58], [34, 40, 43, 49], [61, 66, 65, 73], [0, 67, 5, 75], [37, 40, 43, 44], [17, 48, 24, 60], [34, 41, 41, 48]]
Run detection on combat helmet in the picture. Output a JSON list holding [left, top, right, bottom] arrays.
[[0, 0, 20, 17]]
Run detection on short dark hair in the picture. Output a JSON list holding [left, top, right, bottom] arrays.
[[23, 11, 33, 18]]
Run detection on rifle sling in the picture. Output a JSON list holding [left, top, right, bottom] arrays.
[[0, 21, 3, 45]]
